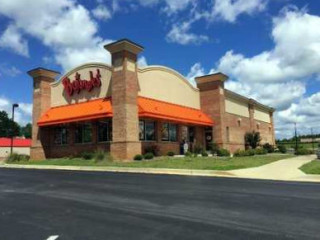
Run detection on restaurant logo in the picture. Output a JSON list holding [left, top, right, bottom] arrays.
[[62, 69, 102, 96]]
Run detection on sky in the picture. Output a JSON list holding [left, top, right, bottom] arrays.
[[0, 0, 319, 139]]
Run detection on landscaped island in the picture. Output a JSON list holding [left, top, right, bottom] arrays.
[[8, 154, 293, 171]]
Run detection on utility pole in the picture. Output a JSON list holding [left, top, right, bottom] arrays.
[[10, 103, 19, 155], [294, 122, 298, 151], [311, 128, 314, 152]]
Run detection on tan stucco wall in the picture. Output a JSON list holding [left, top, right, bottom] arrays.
[[254, 108, 271, 123], [138, 66, 200, 109], [0, 147, 30, 157], [225, 97, 249, 117], [51, 63, 112, 107]]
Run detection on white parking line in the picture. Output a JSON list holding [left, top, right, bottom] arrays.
[[46, 235, 59, 240]]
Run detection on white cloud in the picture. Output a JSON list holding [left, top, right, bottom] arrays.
[[0, 65, 21, 77], [0, 24, 29, 57], [137, 56, 148, 67], [0, 0, 112, 70], [215, 7, 320, 138], [0, 96, 32, 126], [162, 0, 194, 14], [166, 21, 209, 45], [92, 5, 112, 20], [210, 0, 267, 22], [186, 63, 206, 85]]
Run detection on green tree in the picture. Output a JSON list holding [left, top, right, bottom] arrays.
[[20, 123, 32, 138], [0, 111, 20, 137], [245, 131, 261, 149]]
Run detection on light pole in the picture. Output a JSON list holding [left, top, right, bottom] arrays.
[[294, 122, 298, 151], [10, 103, 19, 155]]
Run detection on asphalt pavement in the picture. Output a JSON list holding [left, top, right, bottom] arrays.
[[0, 168, 320, 240]]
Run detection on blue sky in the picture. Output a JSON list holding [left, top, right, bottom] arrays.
[[0, 0, 319, 139]]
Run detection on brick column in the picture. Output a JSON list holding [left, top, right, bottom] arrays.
[[196, 73, 228, 149], [28, 68, 60, 160], [270, 111, 276, 145], [104, 39, 143, 160]]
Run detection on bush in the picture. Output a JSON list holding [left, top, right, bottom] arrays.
[[234, 149, 257, 157], [245, 131, 261, 149], [167, 151, 175, 156], [144, 145, 160, 156], [263, 143, 275, 153], [210, 142, 219, 155], [144, 152, 154, 160], [277, 145, 287, 153], [93, 150, 112, 162], [6, 153, 30, 163], [217, 148, 230, 157], [201, 151, 208, 157], [134, 154, 143, 161], [255, 148, 267, 155], [81, 151, 94, 160], [295, 148, 313, 155], [193, 144, 203, 154], [184, 151, 192, 157]]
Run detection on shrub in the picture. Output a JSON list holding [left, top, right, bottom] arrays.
[[184, 151, 192, 157], [277, 145, 287, 153], [263, 143, 275, 153], [295, 148, 313, 155], [217, 148, 230, 157], [201, 151, 208, 157], [93, 150, 112, 162], [167, 151, 175, 156], [234, 149, 257, 157], [144, 152, 154, 160], [144, 145, 160, 156], [255, 148, 267, 155], [245, 131, 261, 149], [6, 153, 30, 163], [210, 142, 219, 155], [134, 154, 143, 161], [193, 144, 203, 154], [81, 151, 94, 160]]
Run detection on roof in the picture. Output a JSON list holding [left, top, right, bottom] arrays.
[[138, 97, 213, 126], [0, 138, 31, 147], [38, 98, 113, 126], [38, 97, 213, 127]]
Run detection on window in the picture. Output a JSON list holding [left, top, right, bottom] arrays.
[[54, 126, 68, 145], [139, 120, 155, 141], [161, 123, 177, 142], [237, 120, 241, 127], [98, 120, 112, 142], [75, 122, 92, 144], [226, 126, 230, 143]]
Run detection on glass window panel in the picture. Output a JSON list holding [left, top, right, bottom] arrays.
[[169, 124, 177, 142], [74, 124, 82, 144], [98, 120, 109, 142], [145, 121, 155, 141], [161, 123, 169, 141], [139, 121, 145, 140], [83, 123, 92, 143]]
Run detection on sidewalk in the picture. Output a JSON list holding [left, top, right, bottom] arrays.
[[0, 155, 319, 182]]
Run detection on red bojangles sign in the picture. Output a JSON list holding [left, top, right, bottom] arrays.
[[62, 69, 102, 96]]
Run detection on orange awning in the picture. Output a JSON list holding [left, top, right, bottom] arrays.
[[38, 97, 213, 126], [138, 97, 213, 126], [38, 98, 112, 126]]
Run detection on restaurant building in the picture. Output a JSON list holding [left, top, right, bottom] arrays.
[[28, 39, 275, 160]]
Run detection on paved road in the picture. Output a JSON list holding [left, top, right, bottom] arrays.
[[0, 168, 320, 240]]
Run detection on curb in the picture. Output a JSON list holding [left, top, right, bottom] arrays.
[[1, 163, 320, 183]]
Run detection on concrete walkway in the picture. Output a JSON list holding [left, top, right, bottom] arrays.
[[230, 155, 318, 181]]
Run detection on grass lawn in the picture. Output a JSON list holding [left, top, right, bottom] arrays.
[[300, 160, 320, 175], [11, 154, 294, 171]]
